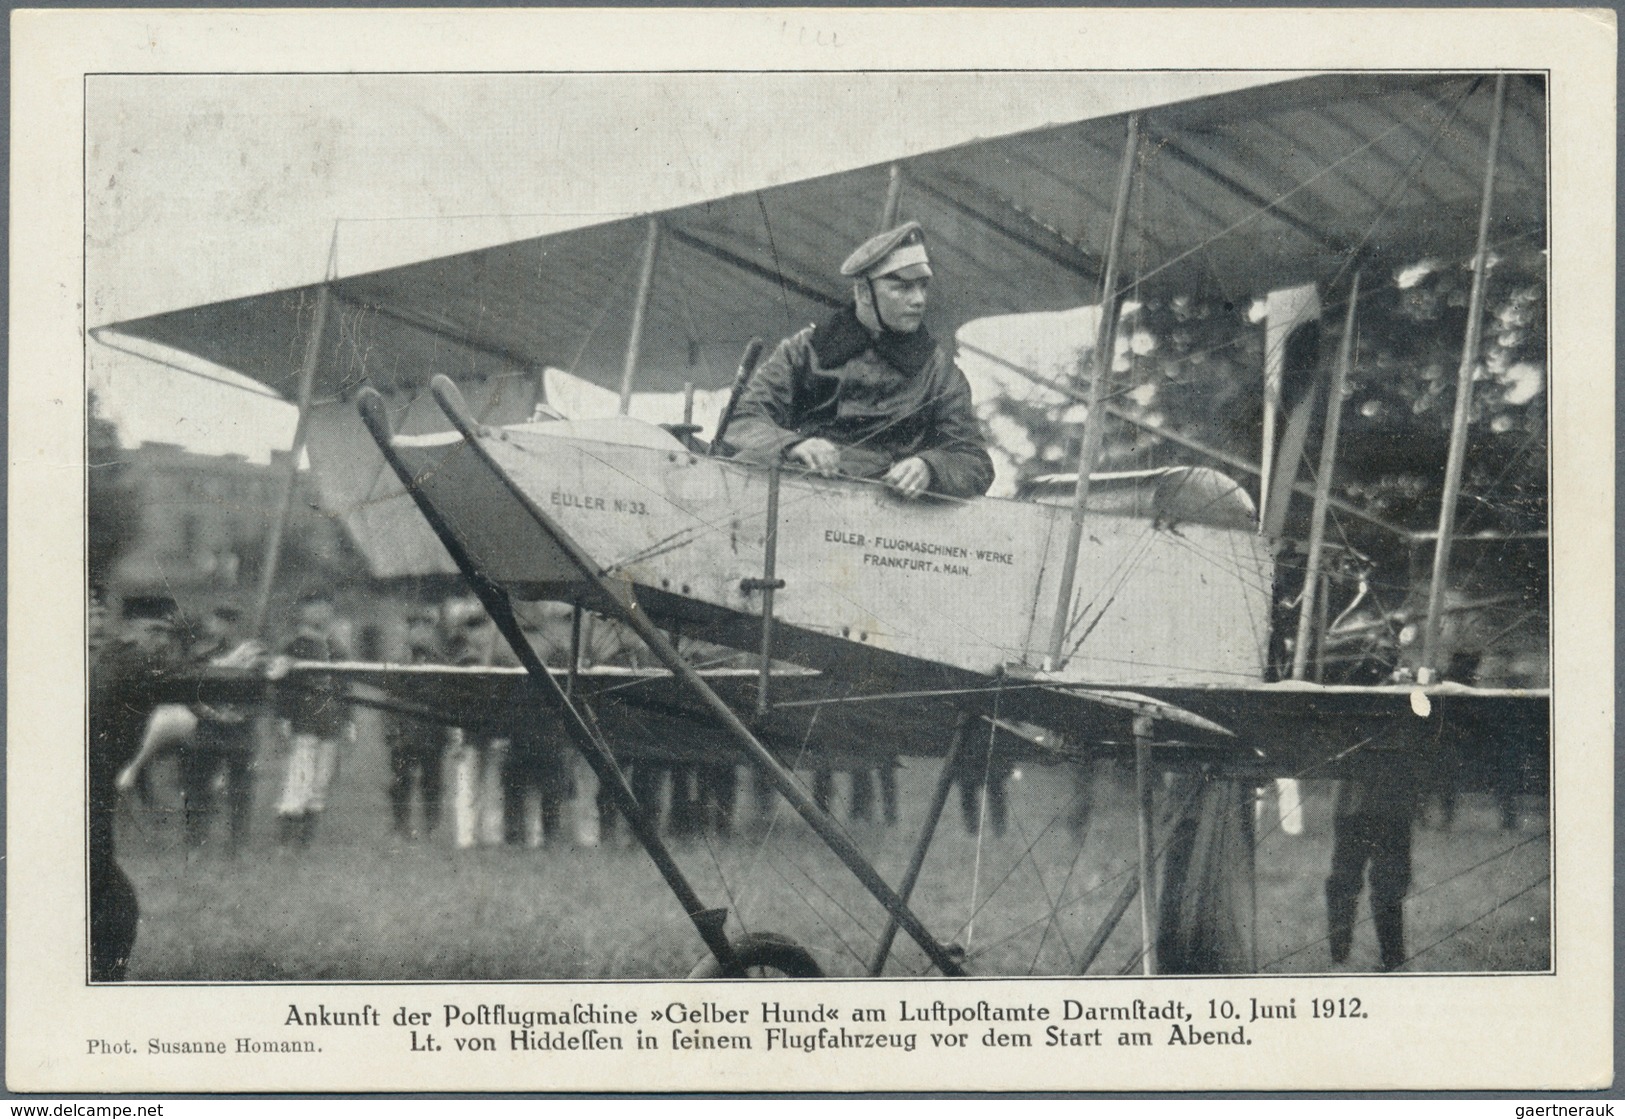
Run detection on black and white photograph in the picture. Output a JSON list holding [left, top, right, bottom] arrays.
[[12, 7, 1613, 1095]]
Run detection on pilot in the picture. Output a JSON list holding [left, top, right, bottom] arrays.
[[723, 221, 995, 499]]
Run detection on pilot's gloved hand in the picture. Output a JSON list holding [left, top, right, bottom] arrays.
[[787, 437, 842, 476], [884, 455, 932, 499]]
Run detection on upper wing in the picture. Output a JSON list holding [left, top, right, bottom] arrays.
[[101, 74, 1543, 402]]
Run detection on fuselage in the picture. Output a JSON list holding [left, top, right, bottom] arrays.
[[389, 415, 1274, 692]]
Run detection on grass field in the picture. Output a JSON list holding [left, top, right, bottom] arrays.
[[116, 713, 1551, 981]]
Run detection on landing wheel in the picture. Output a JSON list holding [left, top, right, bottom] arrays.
[[689, 932, 824, 979]]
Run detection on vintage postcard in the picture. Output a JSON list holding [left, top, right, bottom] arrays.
[[7, 7, 1614, 1094]]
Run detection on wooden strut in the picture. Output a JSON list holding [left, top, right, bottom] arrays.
[[1420, 74, 1508, 680], [958, 339, 1411, 539], [1073, 777, 1206, 974], [741, 466, 786, 721], [1047, 113, 1141, 670], [355, 387, 740, 977], [1291, 272, 1361, 681], [426, 375, 969, 977], [867, 712, 971, 976], [878, 163, 904, 229], [617, 217, 662, 416], [662, 380, 704, 447], [568, 602, 584, 698], [1313, 572, 1331, 683], [250, 280, 332, 637], [1132, 713, 1159, 975]]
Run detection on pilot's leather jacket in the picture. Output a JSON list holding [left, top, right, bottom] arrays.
[[724, 305, 995, 499]]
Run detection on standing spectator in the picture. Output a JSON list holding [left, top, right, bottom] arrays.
[[1064, 750, 1098, 843], [952, 734, 1010, 838], [849, 766, 898, 827], [812, 766, 896, 828], [385, 604, 451, 842], [94, 594, 182, 980], [1325, 753, 1417, 972], [695, 761, 741, 838], [1323, 639, 1423, 972], [494, 610, 576, 848], [502, 710, 573, 848], [271, 592, 353, 847], [179, 604, 261, 854], [444, 598, 508, 848], [598, 760, 664, 847], [1256, 777, 1307, 837], [743, 767, 779, 839], [1325, 602, 1485, 970]]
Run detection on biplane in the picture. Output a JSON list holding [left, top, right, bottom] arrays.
[[100, 70, 1551, 979]]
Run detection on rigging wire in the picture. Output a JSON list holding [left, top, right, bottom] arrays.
[[783, 850, 885, 944], [1063, 532, 1160, 662], [1403, 873, 1549, 970], [954, 783, 1111, 959], [960, 774, 1211, 970], [562, 252, 641, 380], [754, 191, 803, 337], [1126, 82, 1479, 297], [760, 856, 870, 971], [1025, 788, 1097, 972], [1003, 802, 1079, 968], [1259, 829, 1548, 971], [726, 682, 855, 928]]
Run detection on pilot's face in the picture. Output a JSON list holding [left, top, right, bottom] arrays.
[[863, 268, 930, 334]]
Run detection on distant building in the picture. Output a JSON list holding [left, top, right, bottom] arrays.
[[109, 441, 364, 614]]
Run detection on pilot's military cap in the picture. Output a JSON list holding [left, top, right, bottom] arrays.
[[840, 221, 932, 280]]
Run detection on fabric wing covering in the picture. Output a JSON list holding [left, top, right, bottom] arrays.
[[108, 72, 1544, 403]]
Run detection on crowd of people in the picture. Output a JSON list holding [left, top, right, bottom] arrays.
[[95, 588, 978, 864], [91, 577, 1525, 984]]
